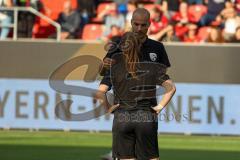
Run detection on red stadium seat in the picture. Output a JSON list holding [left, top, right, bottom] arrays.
[[188, 5, 207, 23], [40, 0, 77, 20], [143, 4, 161, 12], [197, 26, 211, 41], [82, 24, 103, 40], [32, 9, 55, 38], [96, 2, 114, 15]]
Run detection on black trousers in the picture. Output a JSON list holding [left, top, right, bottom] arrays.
[[17, 11, 35, 38], [112, 109, 159, 160]]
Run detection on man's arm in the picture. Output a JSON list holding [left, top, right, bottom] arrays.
[[61, 12, 81, 34], [98, 84, 110, 93], [148, 25, 173, 41], [69, 11, 81, 34], [93, 84, 110, 109], [94, 84, 119, 114], [152, 79, 176, 113], [99, 57, 116, 76]]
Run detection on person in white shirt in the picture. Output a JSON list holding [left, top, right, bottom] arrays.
[[0, 0, 13, 39]]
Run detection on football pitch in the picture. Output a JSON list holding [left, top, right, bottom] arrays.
[[0, 130, 240, 160]]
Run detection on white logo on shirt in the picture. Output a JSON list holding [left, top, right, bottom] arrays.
[[149, 53, 157, 62]]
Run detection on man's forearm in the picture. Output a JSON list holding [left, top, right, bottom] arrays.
[[152, 79, 176, 113], [159, 79, 176, 107]]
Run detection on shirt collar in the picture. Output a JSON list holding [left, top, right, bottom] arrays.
[[142, 37, 150, 47]]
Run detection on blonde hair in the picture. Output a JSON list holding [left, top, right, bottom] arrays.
[[120, 32, 143, 79]]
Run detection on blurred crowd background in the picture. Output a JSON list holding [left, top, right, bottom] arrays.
[[0, 0, 240, 43]]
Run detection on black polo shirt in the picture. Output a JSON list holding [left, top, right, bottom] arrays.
[[100, 38, 171, 110]]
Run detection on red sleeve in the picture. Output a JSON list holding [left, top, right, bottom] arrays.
[[171, 12, 181, 22], [161, 15, 169, 27], [188, 13, 197, 23], [175, 25, 189, 37]]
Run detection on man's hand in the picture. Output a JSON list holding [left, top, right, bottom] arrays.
[[99, 58, 116, 76], [103, 57, 116, 66], [151, 104, 164, 114], [152, 79, 176, 114], [107, 104, 120, 114], [61, 32, 70, 40], [92, 89, 119, 114]]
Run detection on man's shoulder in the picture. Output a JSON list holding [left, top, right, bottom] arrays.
[[146, 38, 164, 47], [105, 47, 122, 59], [146, 38, 166, 53]]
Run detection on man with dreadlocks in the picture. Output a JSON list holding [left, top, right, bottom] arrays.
[[95, 8, 176, 160]]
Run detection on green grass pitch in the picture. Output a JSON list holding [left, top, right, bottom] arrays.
[[0, 130, 240, 160]]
